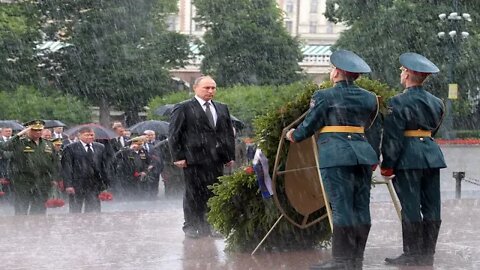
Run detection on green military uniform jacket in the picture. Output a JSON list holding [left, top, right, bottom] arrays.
[[381, 86, 447, 169], [0, 135, 57, 190], [113, 148, 150, 183], [293, 80, 380, 168]]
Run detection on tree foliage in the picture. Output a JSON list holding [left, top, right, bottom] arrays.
[[39, 0, 190, 125], [325, 0, 480, 128], [0, 2, 40, 90], [194, 0, 303, 86], [0, 85, 90, 125]]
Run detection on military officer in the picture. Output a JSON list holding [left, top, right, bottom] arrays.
[[381, 53, 446, 266], [112, 136, 151, 199], [0, 120, 57, 215], [286, 50, 381, 270]]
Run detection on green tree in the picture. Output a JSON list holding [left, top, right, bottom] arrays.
[[325, 0, 480, 128], [0, 85, 90, 125], [194, 0, 303, 86], [39, 0, 190, 126], [0, 2, 41, 90]]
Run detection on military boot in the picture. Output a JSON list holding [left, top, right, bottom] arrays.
[[310, 226, 356, 270], [385, 221, 424, 266], [421, 220, 442, 266], [353, 224, 371, 270]]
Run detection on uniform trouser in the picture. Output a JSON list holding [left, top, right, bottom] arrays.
[[393, 169, 441, 257], [393, 169, 441, 222], [69, 189, 101, 213], [14, 186, 49, 215], [182, 163, 223, 232], [321, 165, 372, 226], [318, 165, 372, 267]]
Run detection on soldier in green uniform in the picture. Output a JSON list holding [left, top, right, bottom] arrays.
[[0, 120, 57, 215], [112, 136, 151, 199], [381, 53, 446, 266], [286, 50, 381, 270]]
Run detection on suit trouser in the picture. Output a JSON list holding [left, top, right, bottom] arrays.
[[69, 189, 101, 213], [13, 185, 49, 215], [393, 169, 441, 222], [321, 165, 372, 226], [182, 163, 223, 231]]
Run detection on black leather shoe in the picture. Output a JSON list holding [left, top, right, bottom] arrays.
[[310, 259, 355, 270], [385, 253, 423, 266]]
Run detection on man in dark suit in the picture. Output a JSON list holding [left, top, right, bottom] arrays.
[[62, 126, 110, 213], [169, 75, 235, 238], [110, 124, 128, 154]]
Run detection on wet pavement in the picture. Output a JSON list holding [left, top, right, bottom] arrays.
[[0, 197, 479, 270], [0, 145, 479, 270]]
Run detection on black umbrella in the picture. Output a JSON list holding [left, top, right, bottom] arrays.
[[0, 120, 24, 131], [129, 120, 169, 136], [44, 120, 67, 128], [230, 115, 245, 130], [153, 104, 175, 117], [65, 123, 117, 140]]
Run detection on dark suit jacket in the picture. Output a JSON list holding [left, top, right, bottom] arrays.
[[169, 98, 235, 165], [62, 141, 110, 191], [109, 136, 128, 154]]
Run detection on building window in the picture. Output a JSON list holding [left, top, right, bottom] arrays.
[[285, 21, 293, 33], [309, 21, 317, 34], [286, 1, 294, 13], [310, 0, 318, 14], [326, 22, 334, 34]]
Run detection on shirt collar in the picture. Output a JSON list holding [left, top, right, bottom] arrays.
[[195, 95, 212, 106]]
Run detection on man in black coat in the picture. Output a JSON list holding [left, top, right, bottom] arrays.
[[169, 75, 235, 238], [62, 127, 110, 213]]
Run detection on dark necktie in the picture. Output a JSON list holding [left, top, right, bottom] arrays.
[[86, 144, 94, 160], [205, 102, 215, 127]]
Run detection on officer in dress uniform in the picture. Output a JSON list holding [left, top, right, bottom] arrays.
[[381, 53, 446, 266], [112, 136, 151, 199], [286, 50, 381, 270], [0, 120, 57, 215]]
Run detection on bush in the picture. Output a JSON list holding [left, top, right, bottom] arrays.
[[207, 77, 397, 252], [455, 130, 480, 138]]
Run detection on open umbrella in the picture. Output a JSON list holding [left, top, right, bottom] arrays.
[[0, 120, 24, 131], [230, 115, 245, 130], [129, 120, 169, 136], [153, 104, 175, 117], [44, 120, 67, 128], [65, 123, 117, 140]]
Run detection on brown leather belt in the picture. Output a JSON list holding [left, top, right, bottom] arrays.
[[319, 126, 365, 134], [404, 130, 432, 137]]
